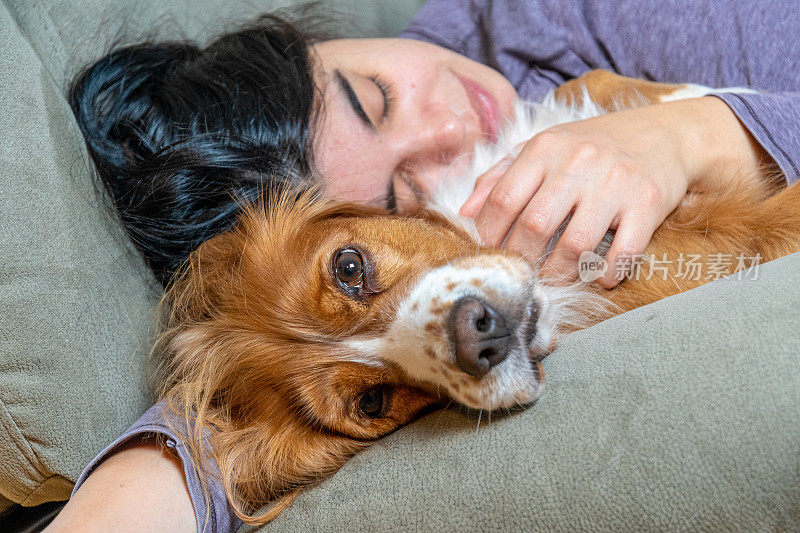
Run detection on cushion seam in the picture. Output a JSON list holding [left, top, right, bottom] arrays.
[[19, 474, 73, 506], [0, 398, 49, 488]]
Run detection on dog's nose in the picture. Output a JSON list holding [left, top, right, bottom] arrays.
[[448, 297, 511, 376]]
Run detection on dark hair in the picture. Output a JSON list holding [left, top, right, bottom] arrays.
[[69, 15, 321, 286]]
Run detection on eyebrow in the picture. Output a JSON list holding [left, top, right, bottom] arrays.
[[334, 69, 375, 132]]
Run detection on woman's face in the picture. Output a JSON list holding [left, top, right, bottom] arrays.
[[312, 38, 517, 213]]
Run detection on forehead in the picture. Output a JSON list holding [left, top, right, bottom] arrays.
[[313, 38, 428, 67]]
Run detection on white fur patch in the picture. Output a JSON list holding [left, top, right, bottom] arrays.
[[659, 83, 756, 103], [342, 257, 545, 409]]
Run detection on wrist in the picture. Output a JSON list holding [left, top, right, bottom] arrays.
[[673, 96, 771, 191]]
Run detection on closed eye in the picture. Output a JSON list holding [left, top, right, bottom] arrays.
[[368, 73, 395, 121], [334, 69, 396, 132], [384, 178, 397, 212], [335, 69, 374, 130]]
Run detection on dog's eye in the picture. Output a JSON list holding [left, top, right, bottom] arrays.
[[357, 386, 384, 418], [335, 249, 364, 289]]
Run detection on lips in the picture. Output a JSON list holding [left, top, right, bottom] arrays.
[[457, 75, 502, 143]]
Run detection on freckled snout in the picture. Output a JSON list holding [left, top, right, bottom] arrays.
[[448, 297, 512, 376]]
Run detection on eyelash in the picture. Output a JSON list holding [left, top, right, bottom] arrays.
[[368, 73, 396, 120]]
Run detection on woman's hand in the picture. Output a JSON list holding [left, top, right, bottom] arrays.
[[459, 97, 769, 287]]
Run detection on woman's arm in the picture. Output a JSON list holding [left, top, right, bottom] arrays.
[[46, 437, 196, 532], [46, 402, 241, 532], [460, 96, 777, 287], [403, 0, 799, 285]]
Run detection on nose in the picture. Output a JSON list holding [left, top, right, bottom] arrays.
[[392, 107, 474, 207], [403, 105, 468, 166], [448, 297, 511, 377]]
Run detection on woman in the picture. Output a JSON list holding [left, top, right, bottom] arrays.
[[50, 0, 797, 531]]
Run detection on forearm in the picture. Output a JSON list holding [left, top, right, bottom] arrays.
[[46, 438, 196, 533]]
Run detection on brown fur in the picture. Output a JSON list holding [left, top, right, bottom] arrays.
[[154, 72, 799, 525], [609, 178, 800, 312], [555, 69, 684, 109], [155, 192, 510, 523], [558, 70, 799, 311]]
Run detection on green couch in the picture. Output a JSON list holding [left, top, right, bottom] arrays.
[[1, 1, 798, 530]]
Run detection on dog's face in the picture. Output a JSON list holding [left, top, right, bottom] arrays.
[[162, 194, 566, 518]]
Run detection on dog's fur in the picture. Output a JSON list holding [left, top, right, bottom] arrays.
[[155, 71, 800, 524]]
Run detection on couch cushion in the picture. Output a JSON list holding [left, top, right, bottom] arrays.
[[0, 494, 14, 517], [251, 253, 800, 531], [0, 4, 158, 505], [4, 0, 427, 90]]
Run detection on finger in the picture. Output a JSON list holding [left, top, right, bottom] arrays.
[[460, 143, 525, 218], [473, 159, 548, 248], [596, 212, 657, 288], [542, 204, 618, 281], [503, 178, 577, 263], [459, 161, 506, 218]]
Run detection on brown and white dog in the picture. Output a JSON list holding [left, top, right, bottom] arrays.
[[155, 71, 800, 524]]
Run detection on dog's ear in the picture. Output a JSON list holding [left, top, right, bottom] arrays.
[[162, 191, 316, 327], [164, 228, 244, 324], [211, 403, 368, 525]]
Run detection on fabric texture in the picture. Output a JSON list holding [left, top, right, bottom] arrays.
[[0, 3, 158, 505], [400, 0, 800, 184], [3, 0, 426, 90], [0, 494, 13, 517], [249, 253, 800, 531]]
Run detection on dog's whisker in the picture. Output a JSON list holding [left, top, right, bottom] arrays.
[[435, 400, 455, 425]]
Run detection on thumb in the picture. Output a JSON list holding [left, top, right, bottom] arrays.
[[459, 143, 523, 218]]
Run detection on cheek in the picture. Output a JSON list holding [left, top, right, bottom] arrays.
[[313, 289, 370, 335], [320, 158, 391, 204]]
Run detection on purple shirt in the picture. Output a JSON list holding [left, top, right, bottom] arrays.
[[73, 2, 800, 531], [72, 403, 242, 533], [400, 0, 800, 183]]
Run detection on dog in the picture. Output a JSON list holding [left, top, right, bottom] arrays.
[[155, 70, 800, 524]]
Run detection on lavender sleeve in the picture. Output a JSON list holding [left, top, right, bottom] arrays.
[[71, 402, 241, 533], [400, 0, 800, 184], [711, 92, 800, 183]]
